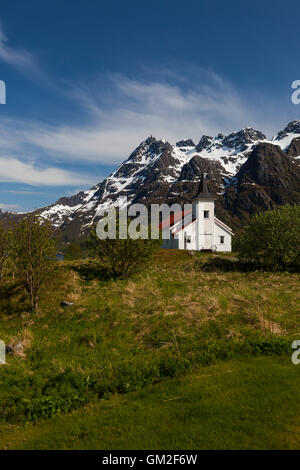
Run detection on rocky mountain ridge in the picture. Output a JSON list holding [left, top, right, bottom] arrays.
[[2, 121, 300, 240]]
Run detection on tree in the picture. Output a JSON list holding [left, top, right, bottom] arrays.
[[0, 223, 11, 282], [88, 219, 160, 279], [64, 243, 82, 260], [11, 215, 57, 312], [235, 204, 300, 271]]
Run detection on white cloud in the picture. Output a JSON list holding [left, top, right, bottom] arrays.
[[0, 157, 94, 186], [0, 24, 39, 76], [0, 68, 287, 184], [0, 202, 20, 211], [0, 189, 54, 195], [0, 23, 289, 174], [2, 70, 269, 166]]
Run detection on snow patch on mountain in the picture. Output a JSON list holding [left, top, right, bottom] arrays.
[[271, 120, 300, 150], [38, 122, 300, 231], [41, 204, 82, 227]]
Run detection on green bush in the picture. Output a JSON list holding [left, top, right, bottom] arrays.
[[0, 223, 11, 282], [246, 336, 291, 356], [25, 394, 86, 422], [64, 243, 82, 260], [10, 214, 57, 312], [88, 218, 160, 279], [235, 204, 300, 271]]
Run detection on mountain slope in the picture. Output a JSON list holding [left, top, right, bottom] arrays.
[[224, 141, 300, 226], [2, 121, 300, 239]]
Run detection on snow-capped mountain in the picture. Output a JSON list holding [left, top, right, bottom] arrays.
[[271, 120, 300, 150], [5, 120, 300, 240]]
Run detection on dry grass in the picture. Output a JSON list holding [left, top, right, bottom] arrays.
[[69, 250, 300, 348], [0, 249, 299, 449]]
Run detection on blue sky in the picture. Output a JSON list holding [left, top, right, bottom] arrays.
[[0, 0, 299, 212]]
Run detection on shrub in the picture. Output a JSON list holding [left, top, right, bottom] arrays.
[[235, 204, 300, 271], [246, 336, 291, 356], [0, 223, 11, 282], [64, 243, 82, 260], [10, 214, 57, 312], [88, 219, 160, 279]]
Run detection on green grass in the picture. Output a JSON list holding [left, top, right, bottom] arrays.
[[0, 249, 299, 448], [0, 356, 299, 449]]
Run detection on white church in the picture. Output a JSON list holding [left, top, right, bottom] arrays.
[[161, 174, 234, 252]]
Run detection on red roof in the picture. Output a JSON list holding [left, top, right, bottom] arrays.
[[159, 211, 234, 235], [159, 209, 192, 230]]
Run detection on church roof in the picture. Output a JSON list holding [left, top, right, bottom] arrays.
[[159, 210, 234, 235], [213, 217, 234, 235], [193, 173, 216, 201], [159, 210, 189, 230]]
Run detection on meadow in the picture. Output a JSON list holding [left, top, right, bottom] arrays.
[[0, 250, 299, 449]]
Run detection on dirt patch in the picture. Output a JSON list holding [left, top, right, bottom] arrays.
[[8, 328, 33, 358]]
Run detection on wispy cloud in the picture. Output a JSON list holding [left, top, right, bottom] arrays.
[[0, 23, 40, 76], [0, 202, 20, 211], [0, 156, 95, 186], [0, 69, 275, 167], [0, 68, 287, 187], [0, 189, 55, 195]]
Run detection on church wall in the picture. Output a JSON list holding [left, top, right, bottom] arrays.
[[193, 200, 215, 250], [214, 224, 232, 252]]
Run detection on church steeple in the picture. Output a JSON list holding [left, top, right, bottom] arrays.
[[193, 173, 216, 201]]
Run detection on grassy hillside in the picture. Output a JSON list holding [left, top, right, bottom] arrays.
[[0, 250, 299, 449]]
